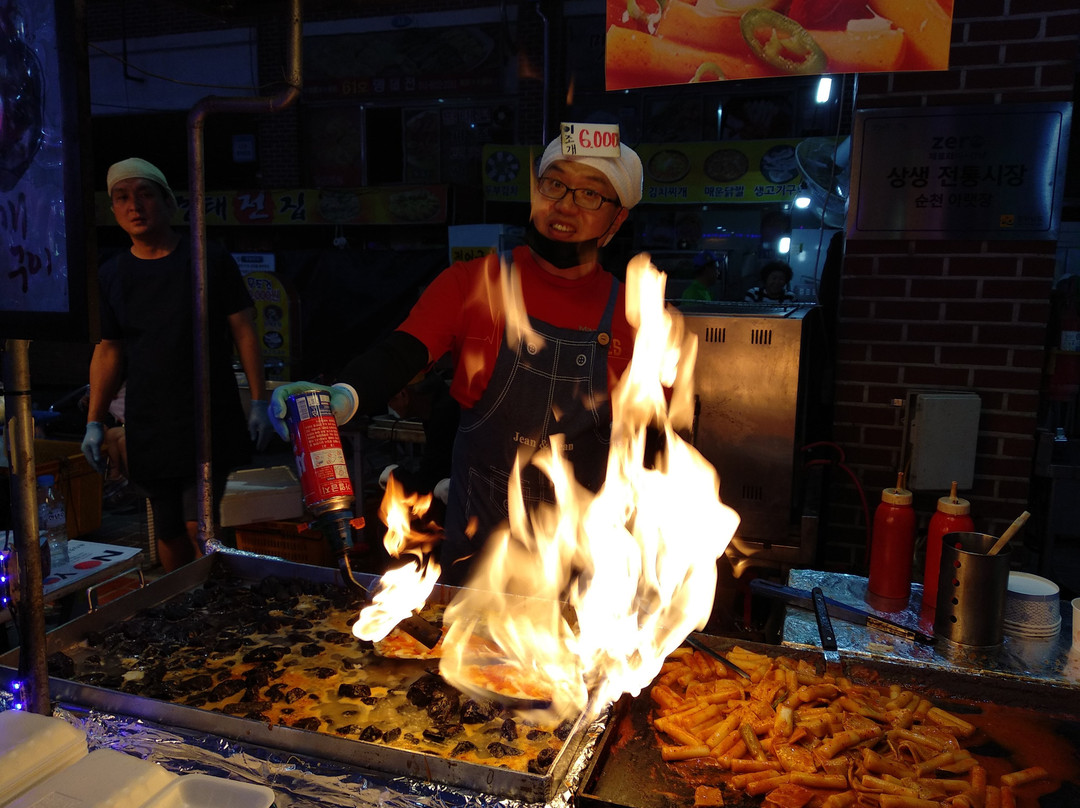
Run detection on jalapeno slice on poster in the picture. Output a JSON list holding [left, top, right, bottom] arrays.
[[690, 62, 726, 83], [625, 0, 662, 29], [739, 8, 827, 75]]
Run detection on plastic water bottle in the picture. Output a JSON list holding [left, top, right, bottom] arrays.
[[37, 474, 69, 567]]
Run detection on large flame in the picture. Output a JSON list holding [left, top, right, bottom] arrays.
[[353, 254, 739, 721], [443, 254, 739, 720]]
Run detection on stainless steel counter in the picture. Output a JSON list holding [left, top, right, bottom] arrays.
[[781, 569, 1080, 688]]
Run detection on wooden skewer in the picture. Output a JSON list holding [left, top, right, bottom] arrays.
[[988, 511, 1030, 555]]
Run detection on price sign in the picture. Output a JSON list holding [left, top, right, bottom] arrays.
[[559, 122, 621, 158]]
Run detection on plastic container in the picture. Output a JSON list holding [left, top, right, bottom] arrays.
[[4, 748, 176, 808], [1073, 597, 1080, 651], [0, 710, 88, 806], [142, 774, 275, 808], [37, 473, 69, 567], [1003, 572, 1061, 637], [867, 471, 916, 601], [0, 719, 274, 808], [923, 481, 974, 608]]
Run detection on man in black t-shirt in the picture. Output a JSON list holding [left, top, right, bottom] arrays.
[[81, 158, 274, 570]]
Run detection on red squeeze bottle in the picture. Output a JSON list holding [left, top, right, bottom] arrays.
[[923, 481, 974, 608], [867, 471, 916, 600]]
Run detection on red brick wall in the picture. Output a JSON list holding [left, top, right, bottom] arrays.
[[823, 0, 1079, 570]]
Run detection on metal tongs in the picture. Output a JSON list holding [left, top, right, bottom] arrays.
[[684, 633, 752, 680], [750, 578, 934, 645], [811, 587, 846, 680]]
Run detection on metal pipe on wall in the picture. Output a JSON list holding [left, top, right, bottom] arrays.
[[1, 340, 49, 714], [186, 0, 303, 550], [537, 0, 549, 141]]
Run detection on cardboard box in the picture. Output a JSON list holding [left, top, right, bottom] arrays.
[[1, 440, 103, 538]]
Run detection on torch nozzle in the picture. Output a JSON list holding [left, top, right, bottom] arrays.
[[318, 510, 357, 554]]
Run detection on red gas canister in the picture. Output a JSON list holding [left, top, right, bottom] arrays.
[[868, 471, 916, 601], [282, 387, 357, 553], [923, 480, 974, 608]]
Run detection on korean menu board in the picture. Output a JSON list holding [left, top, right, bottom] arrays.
[[605, 0, 954, 90], [482, 140, 810, 206]]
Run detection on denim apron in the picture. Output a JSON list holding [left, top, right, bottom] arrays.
[[440, 263, 620, 584]]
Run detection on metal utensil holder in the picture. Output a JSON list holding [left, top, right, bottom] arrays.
[[933, 532, 1011, 647]]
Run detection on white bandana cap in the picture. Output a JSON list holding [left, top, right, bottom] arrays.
[[107, 158, 176, 206], [537, 137, 643, 209]]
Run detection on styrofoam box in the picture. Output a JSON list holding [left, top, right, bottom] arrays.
[[5, 748, 176, 808], [219, 464, 303, 527], [0, 711, 88, 806], [142, 774, 275, 808]]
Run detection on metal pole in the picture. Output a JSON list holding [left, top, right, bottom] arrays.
[[2, 340, 49, 714], [537, 1, 549, 141], [186, 0, 303, 552]]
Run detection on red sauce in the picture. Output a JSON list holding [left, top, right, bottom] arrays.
[[960, 700, 1080, 806]]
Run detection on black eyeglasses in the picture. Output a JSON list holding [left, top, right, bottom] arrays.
[[537, 176, 619, 211]]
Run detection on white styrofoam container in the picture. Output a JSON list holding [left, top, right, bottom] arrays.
[[141, 774, 275, 808], [4, 748, 176, 808], [0, 710, 88, 806], [219, 464, 303, 527]]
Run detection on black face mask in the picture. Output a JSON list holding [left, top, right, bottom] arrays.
[[524, 220, 599, 270]]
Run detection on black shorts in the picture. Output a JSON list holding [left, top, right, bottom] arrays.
[[133, 468, 231, 541]]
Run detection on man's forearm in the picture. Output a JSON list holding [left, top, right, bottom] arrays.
[[230, 308, 267, 400], [87, 341, 124, 423], [336, 330, 431, 417]]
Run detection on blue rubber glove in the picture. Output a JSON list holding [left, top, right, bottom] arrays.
[[268, 382, 359, 440], [81, 421, 107, 473], [247, 399, 275, 451]]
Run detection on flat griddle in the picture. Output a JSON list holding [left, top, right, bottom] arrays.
[[0, 551, 593, 804], [576, 637, 1080, 808]]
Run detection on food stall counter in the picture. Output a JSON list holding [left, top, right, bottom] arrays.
[[779, 569, 1080, 687]]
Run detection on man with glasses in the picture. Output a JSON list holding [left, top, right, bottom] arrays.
[[270, 130, 642, 584]]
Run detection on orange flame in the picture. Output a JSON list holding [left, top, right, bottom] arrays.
[[440, 254, 739, 720], [351, 476, 441, 642]]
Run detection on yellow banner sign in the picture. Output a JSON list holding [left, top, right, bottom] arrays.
[[483, 140, 805, 205], [95, 186, 447, 226]]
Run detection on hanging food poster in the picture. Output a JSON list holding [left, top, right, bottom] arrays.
[[605, 0, 955, 90]]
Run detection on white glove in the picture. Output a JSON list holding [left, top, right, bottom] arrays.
[[378, 464, 399, 490]]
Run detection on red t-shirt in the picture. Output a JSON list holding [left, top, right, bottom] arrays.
[[398, 246, 633, 409]]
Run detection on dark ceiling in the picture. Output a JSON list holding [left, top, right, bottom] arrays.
[[159, 0, 356, 22]]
